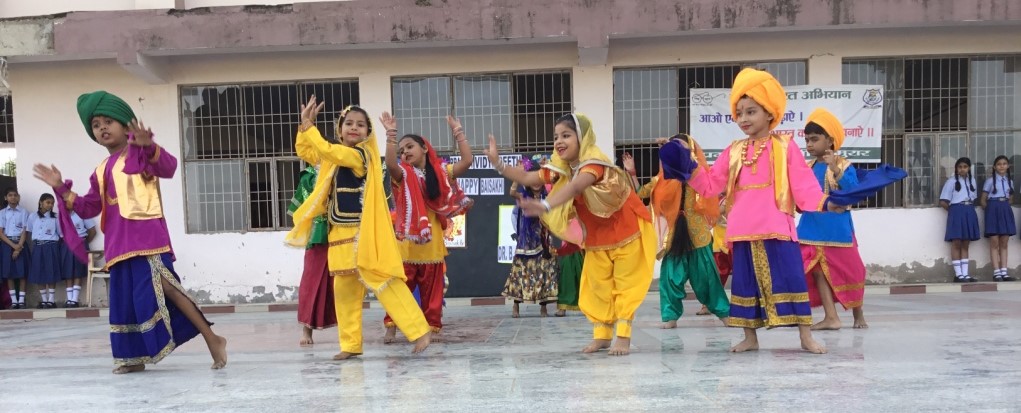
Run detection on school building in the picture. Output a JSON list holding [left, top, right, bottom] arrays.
[[1, 0, 1019, 303]]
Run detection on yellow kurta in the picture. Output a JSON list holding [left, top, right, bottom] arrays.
[[287, 124, 429, 353]]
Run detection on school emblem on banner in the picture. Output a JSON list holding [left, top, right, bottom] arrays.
[[863, 89, 883, 108]]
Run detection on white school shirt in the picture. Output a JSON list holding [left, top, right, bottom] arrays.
[[27, 213, 60, 241], [982, 174, 1014, 199], [939, 176, 978, 204], [0, 205, 30, 238], [57, 212, 96, 239]]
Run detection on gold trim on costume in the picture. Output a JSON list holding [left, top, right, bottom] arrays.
[[726, 317, 765, 329], [750, 241, 781, 325], [110, 312, 162, 334], [149, 145, 162, 164], [585, 230, 641, 252], [328, 237, 356, 246], [833, 283, 865, 292], [63, 191, 78, 210], [801, 240, 854, 248], [737, 182, 771, 190], [105, 246, 172, 270], [727, 233, 792, 242], [330, 268, 359, 276], [335, 187, 364, 193], [114, 341, 175, 367], [730, 295, 759, 307], [556, 304, 580, 311], [771, 292, 810, 303]]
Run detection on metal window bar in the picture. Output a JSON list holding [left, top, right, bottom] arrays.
[[613, 61, 807, 146], [613, 143, 661, 192], [392, 71, 572, 154], [180, 79, 359, 233], [0, 95, 13, 144]]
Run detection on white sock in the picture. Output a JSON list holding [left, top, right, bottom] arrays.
[[66, 287, 73, 301], [18, 291, 25, 304], [961, 260, 970, 277], [72, 285, 82, 302], [1001, 268, 1008, 276], [39, 289, 47, 302], [7, 290, 14, 301], [953, 260, 963, 277], [47, 289, 55, 303]]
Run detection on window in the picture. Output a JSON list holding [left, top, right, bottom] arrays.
[[391, 72, 571, 153], [844, 55, 1021, 207], [612, 61, 807, 187], [179, 80, 359, 233], [0, 95, 12, 144]]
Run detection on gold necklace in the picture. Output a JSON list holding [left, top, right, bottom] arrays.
[[742, 137, 769, 174]]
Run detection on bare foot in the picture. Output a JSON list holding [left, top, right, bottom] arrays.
[[412, 331, 431, 354], [696, 305, 710, 316], [581, 339, 611, 353], [660, 320, 678, 329], [555, 309, 566, 317], [332, 352, 361, 360], [512, 303, 520, 318], [852, 308, 868, 329], [718, 317, 730, 326], [112, 364, 145, 374], [729, 337, 759, 353], [540, 305, 549, 318], [299, 326, 314, 346], [208, 335, 228, 369], [608, 337, 631, 356], [800, 335, 827, 354], [383, 326, 397, 344], [810, 318, 842, 331]]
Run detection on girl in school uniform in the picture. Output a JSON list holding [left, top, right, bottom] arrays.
[[28, 194, 61, 308], [980, 155, 1016, 282], [1, 188, 31, 309], [60, 211, 96, 307], [940, 157, 980, 283]]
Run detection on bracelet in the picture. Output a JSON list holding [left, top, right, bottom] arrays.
[[541, 199, 552, 212], [387, 139, 398, 145], [494, 161, 506, 175]]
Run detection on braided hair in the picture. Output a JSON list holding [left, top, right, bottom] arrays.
[[990, 155, 1014, 196], [953, 157, 975, 194], [37, 193, 56, 218]]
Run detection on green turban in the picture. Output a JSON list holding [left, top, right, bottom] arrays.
[[76, 91, 136, 141]]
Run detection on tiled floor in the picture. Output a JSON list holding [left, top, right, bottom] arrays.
[[1, 291, 1019, 412]]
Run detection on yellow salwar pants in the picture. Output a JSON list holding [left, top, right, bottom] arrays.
[[328, 226, 430, 354], [579, 219, 657, 340]]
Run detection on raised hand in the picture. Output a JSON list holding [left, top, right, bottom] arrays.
[[33, 164, 64, 188], [446, 115, 463, 131], [484, 134, 500, 165], [300, 95, 325, 124], [622, 152, 636, 173], [655, 137, 670, 146], [379, 112, 398, 131], [127, 119, 154, 147]]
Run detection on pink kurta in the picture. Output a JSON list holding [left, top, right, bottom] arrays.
[[55, 143, 176, 268], [688, 137, 826, 243]]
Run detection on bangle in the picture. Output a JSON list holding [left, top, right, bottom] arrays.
[[387, 139, 397, 145], [494, 161, 506, 175], [541, 199, 552, 212]]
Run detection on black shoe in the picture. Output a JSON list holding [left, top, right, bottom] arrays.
[[966, 276, 978, 282], [953, 276, 967, 283], [1001, 275, 1017, 282], [994, 274, 1005, 282], [68, 301, 79, 308]]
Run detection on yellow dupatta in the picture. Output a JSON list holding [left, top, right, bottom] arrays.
[[285, 107, 406, 291], [540, 113, 630, 246]]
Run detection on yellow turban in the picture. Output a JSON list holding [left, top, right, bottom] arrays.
[[805, 108, 845, 151], [730, 68, 787, 131]]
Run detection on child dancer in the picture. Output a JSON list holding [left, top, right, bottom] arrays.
[[0, 188, 30, 309], [27, 194, 61, 309], [503, 168, 560, 317], [627, 136, 729, 328], [797, 108, 868, 330], [60, 211, 96, 308], [289, 164, 337, 346], [659, 68, 848, 354], [486, 113, 657, 356], [382, 113, 474, 341], [286, 97, 432, 359], [555, 241, 583, 317], [33, 91, 227, 373], [980, 155, 1016, 282], [940, 157, 980, 282]]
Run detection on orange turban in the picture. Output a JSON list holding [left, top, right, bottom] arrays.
[[805, 108, 845, 151], [730, 68, 787, 130]]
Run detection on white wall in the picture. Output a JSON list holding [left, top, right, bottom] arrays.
[[0, 0, 345, 18], [10, 28, 1021, 302]]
